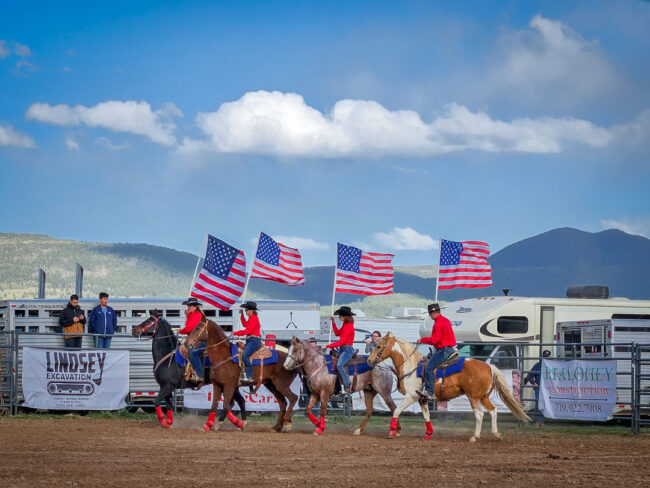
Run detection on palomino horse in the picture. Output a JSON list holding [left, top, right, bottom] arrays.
[[132, 311, 246, 429], [283, 337, 400, 436], [368, 332, 531, 442], [186, 318, 299, 433]]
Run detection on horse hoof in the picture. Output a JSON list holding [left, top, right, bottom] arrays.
[[353, 428, 361, 436], [282, 423, 292, 433], [424, 434, 432, 440], [469, 436, 477, 443], [202, 425, 211, 432], [388, 431, 397, 437], [315, 427, 323, 435], [213, 422, 221, 432], [494, 433, 503, 440]]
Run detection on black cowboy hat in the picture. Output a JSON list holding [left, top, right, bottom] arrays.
[[427, 303, 441, 314], [182, 297, 201, 307], [240, 300, 259, 311], [333, 306, 355, 316], [542, 350, 551, 358]]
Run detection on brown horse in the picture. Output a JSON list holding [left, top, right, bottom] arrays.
[[283, 337, 401, 436], [186, 318, 299, 433], [368, 332, 531, 441]]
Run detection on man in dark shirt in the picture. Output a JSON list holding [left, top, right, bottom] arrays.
[[59, 294, 86, 348]]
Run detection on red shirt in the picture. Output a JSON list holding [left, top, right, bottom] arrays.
[[178, 311, 203, 335], [420, 314, 456, 349], [326, 320, 355, 348], [233, 313, 261, 337]]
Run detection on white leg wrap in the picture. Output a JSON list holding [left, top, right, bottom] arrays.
[[473, 409, 484, 439]]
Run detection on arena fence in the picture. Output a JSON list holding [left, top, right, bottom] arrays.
[[2, 331, 650, 432]]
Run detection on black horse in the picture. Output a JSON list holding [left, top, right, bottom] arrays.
[[132, 310, 247, 429]]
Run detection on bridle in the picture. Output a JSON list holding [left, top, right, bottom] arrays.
[[185, 317, 209, 349], [368, 334, 393, 366], [137, 315, 161, 339]]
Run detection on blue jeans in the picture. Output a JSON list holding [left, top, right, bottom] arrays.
[[96, 336, 112, 348], [336, 346, 355, 389], [242, 337, 262, 378], [189, 341, 207, 378], [534, 387, 544, 424], [424, 346, 455, 395]]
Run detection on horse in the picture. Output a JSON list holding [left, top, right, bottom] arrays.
[[367, 332, 531, 442], [186, 318, 299, 433], [132, 311, 246, 429], [283, 337, 401, 436]]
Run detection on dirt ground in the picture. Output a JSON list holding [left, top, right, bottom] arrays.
[[0, 414, 649, 487]]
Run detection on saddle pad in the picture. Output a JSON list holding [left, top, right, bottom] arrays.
[[325, 354, 374, 375], [416, 357, 465, 378], [230, 344, 278, 365], [175, 348, 212, 367]]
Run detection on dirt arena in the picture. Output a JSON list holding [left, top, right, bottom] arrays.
[[1, 414, 648, 487]]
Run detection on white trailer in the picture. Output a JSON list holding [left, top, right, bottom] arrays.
[[555, 319, 650, 413]]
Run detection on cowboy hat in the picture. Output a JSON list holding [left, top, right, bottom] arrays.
[[182, 297, 201, 307], [427, 303, 441, 314], [240, 301, 259, 311], [333, 306, 355, 316]]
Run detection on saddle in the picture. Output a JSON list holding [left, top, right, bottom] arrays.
[[235, 340, 274, 361], [324, 352, 374, 393], [329, 348, 364, 366]]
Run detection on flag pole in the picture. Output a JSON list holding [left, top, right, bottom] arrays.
[[189, 234, 208, 296], [434, 238, 442, 303], [329, 259, 338, 343], [240, 231, 262, 305]]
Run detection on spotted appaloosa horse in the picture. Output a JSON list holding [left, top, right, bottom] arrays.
[[368, 332, 531, 442], [283, 337, 400, 436]]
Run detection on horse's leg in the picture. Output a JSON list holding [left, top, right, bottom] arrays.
[[274, 378, 298, 433], [165, 391, 175, 427], [389, 392, 419, 437], [314, 391, 329, 436], [154, 383, 172, 429], [419, 398, 433, 440], [481, 396, 501, 440], [233, 388, 247, 428], [203, 382, 222, 432], [468, 396, 484, 442], [264, 380, 286, 433], [305, 393, 320, 427], [222, 383, 245, 430], [377, 382, 402, 435], [354, 390, 376, 436]]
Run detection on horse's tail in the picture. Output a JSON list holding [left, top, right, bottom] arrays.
[[489, 364, 532, 423]]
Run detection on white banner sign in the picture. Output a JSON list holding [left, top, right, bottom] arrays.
[[183, 376, 303, 411], [22, 347, 129, 410], [540, 359, 617, 421]]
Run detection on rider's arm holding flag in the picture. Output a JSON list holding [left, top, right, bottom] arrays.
[[323, 319, 354, 349], [232, 312, 261, 337], [178, 311, 202, 335]]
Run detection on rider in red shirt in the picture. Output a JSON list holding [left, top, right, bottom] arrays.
[[233, 301, 263, 385], [323, 306, 356, 394], [179, 297, 206, 384], [417, 303, 457, 400]]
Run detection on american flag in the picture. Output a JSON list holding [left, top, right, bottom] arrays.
[[335, 243, 394, 295], [191, 234, 247, 310], [250, 232, 305, 286], [438, 239, 492, 290]]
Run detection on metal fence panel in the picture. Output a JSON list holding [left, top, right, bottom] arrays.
[[0, 331, 16, 415]]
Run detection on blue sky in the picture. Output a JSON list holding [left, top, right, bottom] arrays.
[[1, 0, 649, 266]]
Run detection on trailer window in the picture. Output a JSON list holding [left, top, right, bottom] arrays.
[[114, 310, 124, 317], [204, 310, 217, 317], [28, 326, 40, 333], [218, 310, 232, 317], [612, 313, 650, 320], [48, 310, 62, 317], [14, 310, 25, 318], [132, 310, 146, 317], [493, 345, 517, 369], [458, 344, 495, 360], [166, 310, 180, 317], [28, 310, 39, 317], [497, 316, 528, 334]]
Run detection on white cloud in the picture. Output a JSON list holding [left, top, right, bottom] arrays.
[[493, 15, 621, 100], [13, 59, 38, 76], [271, 235, 329, 251], [26, 100, 183, 146], [249, 234, 329, 251], [12, 41, 31, 57], [372, 227, 437, 251], [0, 40, 9, 59], [65, 134, 79, 151], [94, 136, 129, 150], [0, 123, 36, 148], [611, 109, 650, 147], [179, 90, 610, 157], [601, 217, 650, 238]]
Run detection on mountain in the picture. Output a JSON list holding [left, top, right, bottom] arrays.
[[1, 227, 649, 307]]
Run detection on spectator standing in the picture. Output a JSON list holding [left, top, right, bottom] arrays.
[[525, 349, 551, 426], [59, 294, 86, 348], [365, 330, 381, 354], [89, 292, 117, 348]]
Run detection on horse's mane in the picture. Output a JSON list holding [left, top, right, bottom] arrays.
[[392, 335, 423, 362], [206, 318, 227, 341]]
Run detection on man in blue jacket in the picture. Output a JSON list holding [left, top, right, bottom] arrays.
[[89, 292, 117, 348]]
